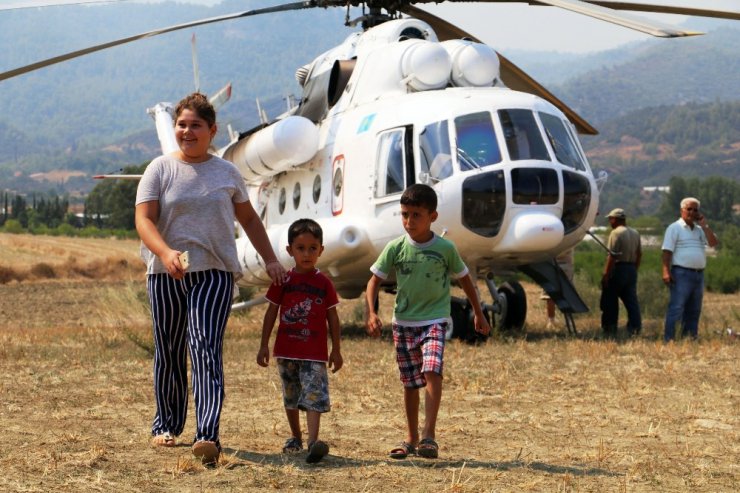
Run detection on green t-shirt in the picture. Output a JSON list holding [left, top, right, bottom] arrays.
[[371, 234, 468, 324]]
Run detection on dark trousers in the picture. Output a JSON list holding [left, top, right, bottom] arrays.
[[147, 269, 233, 442], [601, 263, 641, 335]]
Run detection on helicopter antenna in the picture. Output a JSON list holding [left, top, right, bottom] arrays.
[[191, 33, 200, 93], [256, 98, 268, 125]]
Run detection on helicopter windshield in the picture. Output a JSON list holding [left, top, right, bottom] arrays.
[[498, 109, 550, 161], [539, 112, 586, 171], [454, 112, 502, 170]]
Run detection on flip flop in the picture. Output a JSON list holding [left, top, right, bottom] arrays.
[[306, 440, 329, 464], [282, 437, 303, 453], [389, 441, 415, 459], [192, 440, 220, 466], [417, 438, 439, 459], [151, 432, 176, 447]]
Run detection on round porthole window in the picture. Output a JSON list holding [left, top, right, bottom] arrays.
[[278, 187, 286, 214], [312, 175, 321, 203], [333, 168, 343, 197], [293, 182, 301, 209]]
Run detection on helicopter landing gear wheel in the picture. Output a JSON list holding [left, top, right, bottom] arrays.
[[495, 280, 527, 332]]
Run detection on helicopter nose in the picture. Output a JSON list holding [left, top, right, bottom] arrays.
[[495, 211, 564, 253]]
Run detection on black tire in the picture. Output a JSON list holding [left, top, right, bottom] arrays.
[[448, 299, 490, 343], [496, 280, 527, 331], [448, 299, 471, 341]]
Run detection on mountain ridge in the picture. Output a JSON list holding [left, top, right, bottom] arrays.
[[1, 1, 738, 196]]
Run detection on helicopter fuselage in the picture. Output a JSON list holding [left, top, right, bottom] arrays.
[[224, 17, 599, 299]]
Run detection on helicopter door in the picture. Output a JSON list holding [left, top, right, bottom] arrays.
[[374, 127, 414, 199]]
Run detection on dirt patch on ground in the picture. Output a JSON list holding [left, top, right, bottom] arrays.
[[0, 236, 738, 491]]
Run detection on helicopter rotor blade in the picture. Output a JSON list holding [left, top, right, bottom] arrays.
[[0, 0, 131, 10], [582, 1, 739, 21], [516, 0, 702, 37], [0, 1, 314, 82], [412, 1, 738, 36], [401, 4, 598, 135]]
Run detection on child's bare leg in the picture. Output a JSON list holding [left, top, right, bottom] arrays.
[[286, 408, 302, 440], [403, 387, 420, 446], [306, 410, 321, 445], [422, 372, 442, 440]]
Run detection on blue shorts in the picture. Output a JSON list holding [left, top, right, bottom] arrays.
[[277, 358, 331, 413]]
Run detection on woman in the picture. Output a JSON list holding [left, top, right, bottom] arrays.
[[135, 92, 285, 465]]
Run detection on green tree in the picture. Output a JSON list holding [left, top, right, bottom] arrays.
[[85, 163, 147, 230]]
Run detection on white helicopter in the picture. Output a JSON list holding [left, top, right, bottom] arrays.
[[2, 1, 738, 337]]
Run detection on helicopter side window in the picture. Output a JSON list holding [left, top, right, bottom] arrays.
[[375, 130, 406, 197], [419, 120, 452, 181], [454, 112, 501, 170], [539, 112, 586, 171], [498, 109, 550, 161]]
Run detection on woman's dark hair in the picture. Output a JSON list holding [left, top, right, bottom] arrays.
[[174, 92, 216, 127]]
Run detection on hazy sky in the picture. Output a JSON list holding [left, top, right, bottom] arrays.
[[5, 0, 738, 53]]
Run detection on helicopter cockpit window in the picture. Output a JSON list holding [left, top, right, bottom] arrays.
[[498, 109, 550, 161], [511, 168, 558, 205], [562, 170, 591, 233], [375, 130, 406, 197], [454, 112, 502, 170], [539, 112, 586, 171], [419, 120, 452, 181]]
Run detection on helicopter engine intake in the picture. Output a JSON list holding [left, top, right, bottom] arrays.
[[224, 116, 319, 183], [400, 40, 452, 91], [441, 40, 500, 87]]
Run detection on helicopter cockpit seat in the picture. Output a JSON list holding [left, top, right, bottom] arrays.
[[429, 152, 453, 180]]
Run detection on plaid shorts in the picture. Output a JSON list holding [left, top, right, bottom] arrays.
[[392, 322, 446, 389], [277, 358, 331, 413]]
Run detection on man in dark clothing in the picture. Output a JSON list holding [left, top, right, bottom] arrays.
[[600, 208, 642, 339]]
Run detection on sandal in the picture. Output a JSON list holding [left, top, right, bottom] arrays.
[[389, 441, 416, 459], [417, 438, 439, 459], [282, 437, 303, 454], [306, 440, 329, 464], [151, 432, 176, 447], [192, 440, 221, 466]]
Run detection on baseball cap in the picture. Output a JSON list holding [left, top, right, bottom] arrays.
[[607, 208, 626, 219]]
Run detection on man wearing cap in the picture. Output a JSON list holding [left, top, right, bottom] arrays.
[[661, 197, 718, 341], [600, 208, 642, 338]]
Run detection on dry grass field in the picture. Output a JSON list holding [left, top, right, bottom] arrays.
[[0, 233, 738, 492]]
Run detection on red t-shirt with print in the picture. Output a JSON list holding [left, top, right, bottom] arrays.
[[265, 268, 339, 362]]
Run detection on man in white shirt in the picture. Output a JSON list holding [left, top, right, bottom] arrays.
[[661, 197, 719, 341]]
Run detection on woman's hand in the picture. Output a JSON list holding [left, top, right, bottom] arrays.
[[266, 260, 287, 286], [162, 249, 186, 280]]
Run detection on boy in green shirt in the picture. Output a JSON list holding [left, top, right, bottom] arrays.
[[365, 184, 490, 459]]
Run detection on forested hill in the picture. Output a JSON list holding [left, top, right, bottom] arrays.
[[0, 2, 738, 195], [554, 27, 740, 126], [584, 101, 740, 217]]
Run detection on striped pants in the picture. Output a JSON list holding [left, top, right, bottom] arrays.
[[147, 269, 233, 443]]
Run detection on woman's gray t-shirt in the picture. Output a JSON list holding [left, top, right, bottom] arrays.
[[135, 154, 249, 277]]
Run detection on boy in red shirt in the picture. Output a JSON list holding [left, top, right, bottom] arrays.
[[257, 219, 343, 463]]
